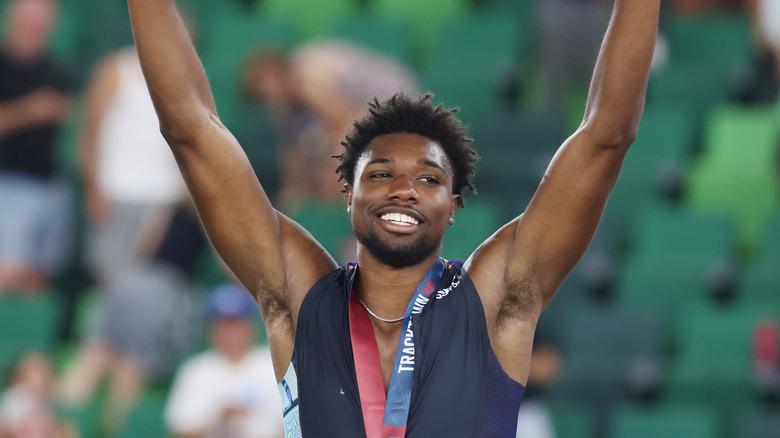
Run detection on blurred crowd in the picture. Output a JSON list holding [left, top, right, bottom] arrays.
[[0, 0, 779, 437]]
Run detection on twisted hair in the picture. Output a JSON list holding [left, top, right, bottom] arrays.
[[334, 92, 478, 207]]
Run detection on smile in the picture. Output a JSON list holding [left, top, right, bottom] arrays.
[[380, 212, 419, 226]]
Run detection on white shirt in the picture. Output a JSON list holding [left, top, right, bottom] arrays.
[[95, 48, 186, 204], [165, 347, 283, 438], [759, 0, 780, 50]]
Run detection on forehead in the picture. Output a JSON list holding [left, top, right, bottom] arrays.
[[356, 133, 452, 174]]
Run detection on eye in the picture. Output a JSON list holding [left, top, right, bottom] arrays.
[[419, 176, 441, 185], [369, 172, 391, 179]]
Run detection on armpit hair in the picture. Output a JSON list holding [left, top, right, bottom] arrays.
[[495, 278, 543, 329], [256, 287, 294, 337]]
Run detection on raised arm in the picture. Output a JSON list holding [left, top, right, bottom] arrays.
[[127, 0, 336, 376], [466, 0, 659, 379]]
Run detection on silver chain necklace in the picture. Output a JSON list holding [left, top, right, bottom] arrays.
[[358, 299, 405, 323]]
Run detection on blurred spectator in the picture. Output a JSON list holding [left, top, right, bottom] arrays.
[[57, 47, 199, 434], [535, 0, 613, 111], [756, 0, 780, 85], [0, 0, 72, 293], [753, 317, 780, 401], [244, 40, 418, 212], [0, 352, 76, 438], [535, 0, 670, 111], [732, 0, 780, 104], [516, 331, 561, 438], [165, 284, 282, 438]]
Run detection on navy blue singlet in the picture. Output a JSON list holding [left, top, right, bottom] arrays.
[[277, 262, 526, 437]]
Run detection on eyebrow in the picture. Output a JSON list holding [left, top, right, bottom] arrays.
[[364, 157, 447, 173], [366, 158, 392, 166], [419, 159, 446, 173]]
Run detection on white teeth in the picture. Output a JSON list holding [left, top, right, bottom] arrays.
[[380, 213, 419, 225]]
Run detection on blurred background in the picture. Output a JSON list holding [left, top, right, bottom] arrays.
[[0, 0, 779, 437]]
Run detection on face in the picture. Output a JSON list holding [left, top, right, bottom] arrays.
[[4, 0, 56, 56], [346, 133, 460, 268], [210, 318, 254, 360]]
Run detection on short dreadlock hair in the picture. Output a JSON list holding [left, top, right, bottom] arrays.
[[334, 92, 478, 207]]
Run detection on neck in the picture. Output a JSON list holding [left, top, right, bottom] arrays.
[[221, 347, 250, 364], [353, 247, 441, 331]]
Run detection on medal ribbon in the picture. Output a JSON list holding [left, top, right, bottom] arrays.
[[349, 259, 446, 438]]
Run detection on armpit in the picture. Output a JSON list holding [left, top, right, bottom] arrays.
[[256, 287, 294, 337], [495, 278, 542, 329]]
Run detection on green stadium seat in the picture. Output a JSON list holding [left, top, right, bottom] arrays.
[[480, 0, 533, 17], [289, 201, 352, 261], [551, 403, 596, 438], [76, 0, 135, 68], [421, 13, 524, 127], [49, 3, 84, 66], [738, 409, 780, 438], [431, 13, 526, 67], [741, 217, 780, 305], [57, 401, 101, 438], [441, 197, 503, 261], [0, 295, 61, 352], [665, 302, 777, 434], [648, 14, 753, 118], [608, 403, 719, 438], [687, 106, 780, 253], [120, 393, 168, 438], [328, 13, 413, 63], [616, 208, 734, 316], [259, 0, 356, 41], [547, 304, 663, 415], [607, 105, 698, 224], [371, 0, 469, 64], [471, 108, 568, 216], [232, 104, 282, 198]]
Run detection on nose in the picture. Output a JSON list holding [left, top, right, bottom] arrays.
[[387, 174, 418, 203]]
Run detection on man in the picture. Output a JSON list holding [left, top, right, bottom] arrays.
[[165, 284, 283, 438], [127, 0, 659, 436], [0, 0, 71, 293]]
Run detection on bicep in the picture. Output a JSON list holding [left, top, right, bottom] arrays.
[[171, 121, 287, 292], [174, 124, 337, 331], [508, 130, 627, 301]]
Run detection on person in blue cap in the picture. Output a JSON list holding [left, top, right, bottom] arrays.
[[126, 0, 660, 436], [165, 284, 282, 438]]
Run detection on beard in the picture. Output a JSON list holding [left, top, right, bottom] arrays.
[[354, 228, 439, 269]]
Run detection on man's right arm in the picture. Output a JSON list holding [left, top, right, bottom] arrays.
[[127, 0, 337, 376]]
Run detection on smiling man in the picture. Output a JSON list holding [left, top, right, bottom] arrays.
[[126, 0, 659, 437]]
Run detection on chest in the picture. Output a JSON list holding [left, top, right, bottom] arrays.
[[372, 324, 404, 394], [0, 57, 64, 99]]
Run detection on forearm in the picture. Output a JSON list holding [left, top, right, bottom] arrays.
[[127, 0, 216, 143], [581, 0, 660, 146], [0, 99, 34, 135]]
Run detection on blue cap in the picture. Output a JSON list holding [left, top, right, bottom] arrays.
[[204, 284, 258, 320]]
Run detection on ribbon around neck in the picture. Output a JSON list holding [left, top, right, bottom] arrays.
[[348, 259, 447, 438]]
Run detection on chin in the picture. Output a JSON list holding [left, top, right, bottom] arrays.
[[355, 229, 439, 268]]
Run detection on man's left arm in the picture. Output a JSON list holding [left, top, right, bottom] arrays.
[[466, 0, 659, 384]]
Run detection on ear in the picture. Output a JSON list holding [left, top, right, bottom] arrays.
[[449, 195, 460, 220], [345, 184, 354, 213]]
